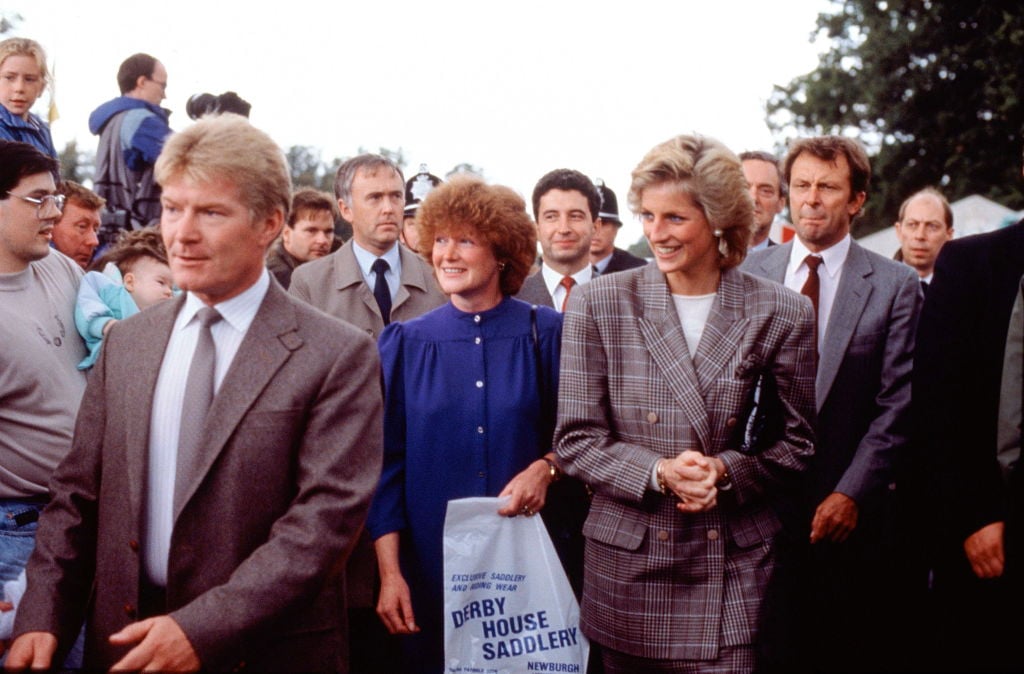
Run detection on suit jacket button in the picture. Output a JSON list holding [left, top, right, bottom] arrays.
[[726, 417, 738, 428], [128, 540, 139, 552], [656, 530, 669, 541], [646, 412, 658, 423], [124, 604, 136, 618], [707, 529, 720, 541]]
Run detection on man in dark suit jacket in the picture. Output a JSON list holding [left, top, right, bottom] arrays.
[[914, 211, 1024, 671], [515, 169, 600, 310], [9, 115, 383, 673], [742, 136, 921, 672], [589, 181, 647, 276]]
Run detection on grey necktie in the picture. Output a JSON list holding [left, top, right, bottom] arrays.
[[175, 306, 222, 512]]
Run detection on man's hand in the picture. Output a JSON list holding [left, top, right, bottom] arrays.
[[108, 616, 200, 672], [810, 492, 859, 543], [964, 521, 1005, 579], [4, 631, 57, 671]]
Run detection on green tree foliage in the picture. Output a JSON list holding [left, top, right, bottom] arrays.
[[627, 236, 651, 260], [1, 12, 20, 35], [768, 0, 1024, 236], [58, 140, 93, 184]]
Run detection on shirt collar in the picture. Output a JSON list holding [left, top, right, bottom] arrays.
[[352, 240, 401, 279], [179, 268, 270, 334], [788, 232, 851, 280], [541, 262, 593, 296]]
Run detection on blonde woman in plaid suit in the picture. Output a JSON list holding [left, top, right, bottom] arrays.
[[554, 135, 817, 674]]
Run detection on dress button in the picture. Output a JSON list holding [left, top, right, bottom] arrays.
[[475, 337, 481, 344], [707, 529, 720, 541], [124, 604, 136, 618], [476, 380, 484, 388], [129, 540, 139, 552], [656, 531, 669, 541], [478, 471, 485, 478], [473, 315, 481, 323], [477, 426, 484, 434], [647, 412, 658, 423], [726, 417, 738, 428]]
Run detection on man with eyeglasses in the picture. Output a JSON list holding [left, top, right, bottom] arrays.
[[893, 187, 954, 286], [89, 53, 172, 231], [0, 140, 87, 655]]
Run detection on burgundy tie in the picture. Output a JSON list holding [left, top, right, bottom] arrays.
[[800, 255, 823, 355], [560, 276, 575, 312]]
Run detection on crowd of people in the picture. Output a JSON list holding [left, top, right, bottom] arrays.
[[1, 36, 1023, 674]]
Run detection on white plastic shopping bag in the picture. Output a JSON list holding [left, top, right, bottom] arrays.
[[443, 496, 588, 674]]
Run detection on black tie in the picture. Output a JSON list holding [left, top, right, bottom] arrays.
[[372, 258, 392, 325], [920, 279, 929, 297]]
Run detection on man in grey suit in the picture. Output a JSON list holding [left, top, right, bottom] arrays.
[[515, 168, 600, 311], [8, 115, 383, 672], [289, 154, 445, 336], [742, 135, 921, 672], [288, 153, 444, 673]]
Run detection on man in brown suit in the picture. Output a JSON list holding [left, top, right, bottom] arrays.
[[288, 153, 444, 673], [7, 115, 383, 673]]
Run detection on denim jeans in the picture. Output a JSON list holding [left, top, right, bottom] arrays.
[[0, 498, 44, 583], [0, 498, 84, 671]]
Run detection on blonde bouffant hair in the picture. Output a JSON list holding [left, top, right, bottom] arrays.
[[629, 134, 754, 270]]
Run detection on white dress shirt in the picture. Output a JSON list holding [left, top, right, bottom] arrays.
[[144, 270, 270, 586], [784, 234, 851, 353], [541, 263, 593, 313]]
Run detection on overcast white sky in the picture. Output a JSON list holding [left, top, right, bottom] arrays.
[[13, 0, 831, 246]]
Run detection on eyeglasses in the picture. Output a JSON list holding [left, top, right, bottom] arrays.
[[148, 76, 167, 91], [5, 191, 66, 217]]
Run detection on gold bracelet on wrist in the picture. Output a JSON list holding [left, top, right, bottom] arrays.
[[541, 456, 561, 482], [656, 460, 672, 496]]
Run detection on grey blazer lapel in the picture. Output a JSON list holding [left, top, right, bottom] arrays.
[[172, 283, 299, 522], [694, 268, 749, 395], [125, 296, 183, 520], [817, 242, 873, 406], [636, 266, 712, 451], [753, 241, 791, 283]]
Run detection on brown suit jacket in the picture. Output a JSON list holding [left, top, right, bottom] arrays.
[[554, 265, 817, 660], [14, 280, 384, 673], [289, 239, 446, 339]]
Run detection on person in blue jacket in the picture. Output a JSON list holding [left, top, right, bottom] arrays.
[[367, 176, 571, 674], [0, 38, 57, 158], [89, 53, 171, 229]]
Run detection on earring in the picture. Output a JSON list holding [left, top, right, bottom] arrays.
[[498, 262, 507, 271], [714, 229, 728, 257]]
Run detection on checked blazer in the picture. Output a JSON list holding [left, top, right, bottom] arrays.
[[553, 264, 817, 660]]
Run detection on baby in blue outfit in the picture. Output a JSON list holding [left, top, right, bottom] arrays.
[[76, 227, 175, 369]]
